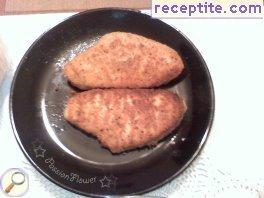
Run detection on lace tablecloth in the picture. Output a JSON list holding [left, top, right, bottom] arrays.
[[0, 11, 264, 198]]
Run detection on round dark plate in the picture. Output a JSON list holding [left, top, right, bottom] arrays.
[[10, 8, 214, 197]]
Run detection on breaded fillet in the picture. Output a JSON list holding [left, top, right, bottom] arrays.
[[64, 32, 184, 89], [64, 89, 186, 153]]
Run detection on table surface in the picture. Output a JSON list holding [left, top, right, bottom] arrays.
[[0, 11, 264, 198], [0, 0, 150, 15]]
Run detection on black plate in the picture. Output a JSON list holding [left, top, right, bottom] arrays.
[[10, 8, 214, 197]]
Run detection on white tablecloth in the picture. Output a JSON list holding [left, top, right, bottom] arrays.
[[0, 11, 264, 198]]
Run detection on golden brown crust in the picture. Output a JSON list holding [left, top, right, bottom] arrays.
[[64, 89, 186, 153], [63, 32, 184, 89]]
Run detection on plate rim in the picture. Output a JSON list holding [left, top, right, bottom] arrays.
[[9, 8, 215, 197]]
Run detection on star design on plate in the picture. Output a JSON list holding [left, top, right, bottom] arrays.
[[31, 139, 43, 149], [108, 174, 118, 186], [33, 146, 46, 158], [99, 176, 111, 188]]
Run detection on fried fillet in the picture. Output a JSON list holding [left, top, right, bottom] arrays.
[[64, 89, 186, 153], [64, 32, 184, 89]]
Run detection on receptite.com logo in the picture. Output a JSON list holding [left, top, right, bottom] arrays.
[[0, 168, 29, 197], [152, 0, 264, 19]]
